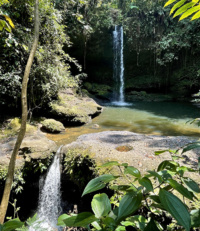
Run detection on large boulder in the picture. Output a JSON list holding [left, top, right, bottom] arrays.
[[41, 119, 65, 133], [50, 89, 103, 125]]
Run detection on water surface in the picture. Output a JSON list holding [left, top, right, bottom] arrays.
[[47, 101, 200, 145]]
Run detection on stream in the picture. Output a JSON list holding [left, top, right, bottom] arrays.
[[47, 101, 200, 146]]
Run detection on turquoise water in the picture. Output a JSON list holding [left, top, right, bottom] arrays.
[[47, 101, 200, 145]]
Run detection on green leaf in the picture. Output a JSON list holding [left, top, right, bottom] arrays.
[[2, 218, 24, 231], [164, 0, 178, 8], [91, 221, 102, 230], [179, 5, 200, 20], [91, 193, 111, 218], [117, 192, 142, 221], [182, 142, 200, 154], [149, 195, 161, 203], [154, 150, 168, 155], [57, 214, 71, 227], [139, 177, 154, 192], [170, 0, 187, 15], [174, 2, 197, 18], [100, 161, 120, 168], [0, 224, 3, 231], [144, 218, 160, 231], [124, 166, 141, 178], [82, 174, 118, 196], [182, 177, 200, 193], [159, 189, 191, 231], [157, 160, 179, 172], [166, 179, 194, 200], [63, 212, 98, 228], [102, 217, 116, 227], [192, 10, 200, 20], [190, 209, 200, 227], [147, 171, 163, 183]]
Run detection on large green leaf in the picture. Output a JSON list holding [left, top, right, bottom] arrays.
[[117, 192, 142, 221], [174, 1, 197, 18], [124, 166, 141, 178], [91, 193, 111, 218], [159, 189, 191, 231], [147, 170, 163, 183], [182, 177, 200, 193], [157, 160, 179, 172], [57, 214, 71, 227], [82, 174, 118, 196], [138, 177, 154, 192], [144, 218, 159, 231], [170, 0, 187, 15], [0, 224, 3, 231], [179, 5, 200, 20], [190, 209, 200, 227], [164, 0, 178, 7], [166, 179, 194, 200], [192, 10, 200, 19], [2, 218, 24, 231], [182, 142, 200, 154], [63, 212, 98, 228]]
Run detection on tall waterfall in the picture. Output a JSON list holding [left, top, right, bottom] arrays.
[[113, 25, 125, 103], [29, 146, 62, 231]]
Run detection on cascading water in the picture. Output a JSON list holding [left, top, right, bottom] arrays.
[[29, 146, 62, 231], [112, 26, 131, 106], [113, 25, 125, 104]]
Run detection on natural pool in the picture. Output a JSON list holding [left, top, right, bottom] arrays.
[[47, 101, 200, 145]]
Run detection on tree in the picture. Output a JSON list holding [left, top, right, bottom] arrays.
[[0, 0, 39, 223], [164, 0, 200, 20]]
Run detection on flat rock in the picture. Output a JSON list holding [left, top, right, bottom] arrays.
[[62, 131, 200, 175], [0, 130, 57, 170]]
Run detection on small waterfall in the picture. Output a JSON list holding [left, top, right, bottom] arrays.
[[113, 25, 125, 104], [29, 146, 62, 231]]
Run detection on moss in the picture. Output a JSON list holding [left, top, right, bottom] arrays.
[[50, 91, 102, 125], [0, 118, 37, 140], [63, 148, 97, 191], [41, 119, 65, 133]]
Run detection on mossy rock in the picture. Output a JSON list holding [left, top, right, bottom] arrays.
[[41, 119, 65, 133], [50, 90, 102, 125]]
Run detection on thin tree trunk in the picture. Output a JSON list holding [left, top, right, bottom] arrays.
[[0, 0, 39, 224]]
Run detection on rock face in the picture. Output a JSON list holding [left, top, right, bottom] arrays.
[[41, 119, 65, 133], [0, 130, 57, 170], [50, 89, 103, 125]]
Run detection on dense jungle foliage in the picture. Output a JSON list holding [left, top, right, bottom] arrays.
[[1, 0, 200, 115]]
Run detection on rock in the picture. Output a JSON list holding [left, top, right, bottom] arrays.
[[41, 119, 65, 133], [62, 131, 200, 178], [0, 130, 57, 170], [92, 124, 100, 129], [50, 89, 103, 125]]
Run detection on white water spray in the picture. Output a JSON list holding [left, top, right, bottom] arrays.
[[113, 25, 126, 105], [29, 146, 62, 231]]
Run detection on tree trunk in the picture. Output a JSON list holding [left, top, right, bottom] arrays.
[[0, 0, 39, 224]]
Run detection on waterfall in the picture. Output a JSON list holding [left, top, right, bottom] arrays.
[[29, 146, 62, 231], [113, 25, 125, 103]]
